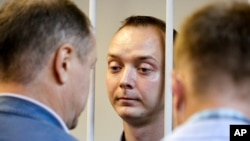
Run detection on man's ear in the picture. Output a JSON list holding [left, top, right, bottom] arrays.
[[172, 71, 186, 126], [53, 44, 73, 84]]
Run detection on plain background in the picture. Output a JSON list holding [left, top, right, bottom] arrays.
[[0, 0, 246, 141]]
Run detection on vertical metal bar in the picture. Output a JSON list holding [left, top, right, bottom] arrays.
[[89, 0, 96, 34], [165, 0, 174, 139], [87, 0, 96, 141]]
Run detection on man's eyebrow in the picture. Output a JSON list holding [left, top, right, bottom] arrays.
[[137, 56, 159, 63], [138, 56, 156, 60], [107, 54, 118, 58], [107, 54, 160, 64], [106, 54, 121, 61]]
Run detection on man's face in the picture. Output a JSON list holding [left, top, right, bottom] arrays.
[[106, 25, 165, 123], [67, 36, 97, 129]]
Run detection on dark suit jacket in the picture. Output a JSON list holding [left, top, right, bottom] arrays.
[[0, 96, 77, 141]]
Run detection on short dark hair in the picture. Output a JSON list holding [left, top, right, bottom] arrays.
[[119, 15, 165, 32], [175, 2, 250, 93], [118, 15, 177, 40], [0, 0, 92, 84]]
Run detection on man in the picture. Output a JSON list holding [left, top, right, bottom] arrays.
[[165, 1, 250, 141], [106, 15, 176, 141], [0, 0, 96, 140]]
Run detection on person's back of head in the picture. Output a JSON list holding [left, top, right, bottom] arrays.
[[0, 0, 96, 130], [173, 1, 250, 125], [0, 0, 92, 84]]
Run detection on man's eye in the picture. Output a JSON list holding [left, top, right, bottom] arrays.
[[107, 60, 122, 73], [138, 67, 152, 74], [137, 63, 153, 74], [109, 66, 121, 73]]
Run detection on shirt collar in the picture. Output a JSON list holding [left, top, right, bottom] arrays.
[[187, 108, 250, 124], [120, 131, 126, 141]]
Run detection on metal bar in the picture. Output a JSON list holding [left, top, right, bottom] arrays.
[[87, 0, 96, 141], [165, 0, 174, 138]]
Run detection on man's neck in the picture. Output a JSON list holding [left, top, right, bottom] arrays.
[[122, 112, 164, 141], [0, 82, 67, 130]]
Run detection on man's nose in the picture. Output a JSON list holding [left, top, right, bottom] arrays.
[[119, 67, 135, 89]]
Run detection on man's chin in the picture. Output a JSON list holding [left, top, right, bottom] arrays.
[[120, 114, 149, 127], [118, 110, 143, 120]]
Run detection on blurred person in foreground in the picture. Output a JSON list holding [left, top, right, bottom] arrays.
[[106, 15, 176, 141], [0, 0, 96, 140], [163, 1, 250, 141]]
